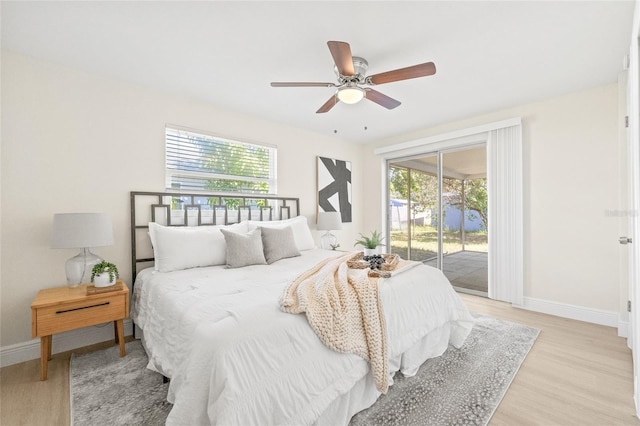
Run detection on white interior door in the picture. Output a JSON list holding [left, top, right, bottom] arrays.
[[628, 3, 640, 416]]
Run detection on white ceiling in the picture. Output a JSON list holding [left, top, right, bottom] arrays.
[[392, 145, 487, 178], [1, 1, 635, 144]]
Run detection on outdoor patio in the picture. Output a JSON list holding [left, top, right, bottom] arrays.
[[424, 251, 488, 295]]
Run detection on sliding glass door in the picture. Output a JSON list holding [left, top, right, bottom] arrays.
[[388, 145, 488, 295], [388, 153, 439, 263]]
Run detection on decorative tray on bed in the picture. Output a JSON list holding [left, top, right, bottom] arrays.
[[347, 252, 400, 278]]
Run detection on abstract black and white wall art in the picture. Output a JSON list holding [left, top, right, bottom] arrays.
[[317, 156, 352, 222]]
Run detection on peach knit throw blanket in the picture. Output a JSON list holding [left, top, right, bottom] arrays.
[[281, 252, 404, 393]]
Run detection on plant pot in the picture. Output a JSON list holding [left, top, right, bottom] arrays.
[[93, 271, 116, 287], [363, 248, 379, 256]]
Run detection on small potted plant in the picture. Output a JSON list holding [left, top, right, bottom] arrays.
[[91, 261, 119, 288], [354, 230, 384, 256]]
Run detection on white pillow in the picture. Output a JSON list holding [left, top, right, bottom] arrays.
[[247, 216, 315, 251], [148, 222, 248, 272], [220, 227, 267, 268]]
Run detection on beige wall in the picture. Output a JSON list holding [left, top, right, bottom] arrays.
[[0, 48, 625, 352], [363, 84, 624, 316], [0, 49, 364, 349]]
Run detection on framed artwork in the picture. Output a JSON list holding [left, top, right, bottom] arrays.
[[317, 156, 352, 222]]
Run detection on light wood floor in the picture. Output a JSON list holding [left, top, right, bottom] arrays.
[[461, 294, 639, 426], [1, 295, 638, 425]]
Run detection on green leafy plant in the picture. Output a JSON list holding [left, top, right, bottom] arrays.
[[91, 261, 119, 283], [354, 230, 384, 249]]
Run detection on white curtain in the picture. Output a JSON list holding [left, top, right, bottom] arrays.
[[487, 124, 523, 304]]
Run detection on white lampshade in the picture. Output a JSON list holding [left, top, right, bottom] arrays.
[[51, 213, 114, 287], [317, 211, 342, 250], [336, 86, 364, 104], [51, 213, 114, 248], [317, 211, 343, 231]]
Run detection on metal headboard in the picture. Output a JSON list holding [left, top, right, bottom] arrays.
[[130, 191, 301, 284]]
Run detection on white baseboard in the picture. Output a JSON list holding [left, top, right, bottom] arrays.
[[518, 296, 625, 334], [0, 319, 134, 368], [619, 320, 630, 339]]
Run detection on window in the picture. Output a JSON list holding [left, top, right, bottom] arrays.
[[165, 127, 277, 194]]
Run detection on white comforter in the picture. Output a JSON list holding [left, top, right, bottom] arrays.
[[132, 249, 474, 426]]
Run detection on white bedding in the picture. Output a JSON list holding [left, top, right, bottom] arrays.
[[132, 249, 474, 426]]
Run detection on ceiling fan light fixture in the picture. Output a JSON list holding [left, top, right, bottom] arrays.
[[337, 85, 364, 104], [271, 41, 433, 113]]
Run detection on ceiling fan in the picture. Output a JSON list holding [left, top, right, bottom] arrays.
[[270, 41, 436, 114]]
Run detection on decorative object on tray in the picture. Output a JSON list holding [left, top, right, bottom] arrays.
[[347, 252, 399, 277], [365, 254, 391, 278], [354, 230, 384, 255], [348, 252, 399, 270], [50, 212, 114, 287], [363, 254, 386, 270], [330, 243, 341, 251], [317, 211, 343, 250], [317, 156, 352, 222], [86, 280, 124, 295], [91, 261, 119, 287]]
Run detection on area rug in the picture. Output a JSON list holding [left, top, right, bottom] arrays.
[[349, 315, 540, 425], [70, 315, 539, 426], [69, 341, 171, 425]]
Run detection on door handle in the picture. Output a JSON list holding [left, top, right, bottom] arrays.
[[620, 236, 633, 245]]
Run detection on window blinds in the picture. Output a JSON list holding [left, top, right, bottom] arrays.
[[165, 127, 277, 194]]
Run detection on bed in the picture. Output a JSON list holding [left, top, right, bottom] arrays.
[[130, 191, 474, 425]]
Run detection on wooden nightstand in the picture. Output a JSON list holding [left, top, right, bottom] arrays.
[[30, 280, 129, 380]]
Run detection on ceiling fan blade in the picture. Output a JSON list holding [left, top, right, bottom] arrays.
[[316, 95, 338, 113], [271, 82, 337, 88], [368, 62, 436, 85], [327, 41, 355, 76], [365, 89, 401, 109]]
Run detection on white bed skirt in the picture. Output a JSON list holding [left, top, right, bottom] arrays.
[[315, 322, 452, 425], [138, 321, 454, 425]]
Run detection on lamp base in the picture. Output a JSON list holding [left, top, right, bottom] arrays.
[[65, 248, 103, 287], [320, 231, 337, 250]]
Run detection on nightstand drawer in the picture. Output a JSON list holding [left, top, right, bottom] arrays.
[[34, 294, 126, 336]]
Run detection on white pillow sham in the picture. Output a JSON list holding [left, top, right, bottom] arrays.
[[247, 215, 315, 251], [148, 221, 249, 272]]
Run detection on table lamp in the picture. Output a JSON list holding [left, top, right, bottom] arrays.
[[317, 211, 343, 250], [51, 213, 114, 287]]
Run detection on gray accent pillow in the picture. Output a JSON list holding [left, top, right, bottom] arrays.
[[260, 226, 301, 264], [220, 228, 267, 268]]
